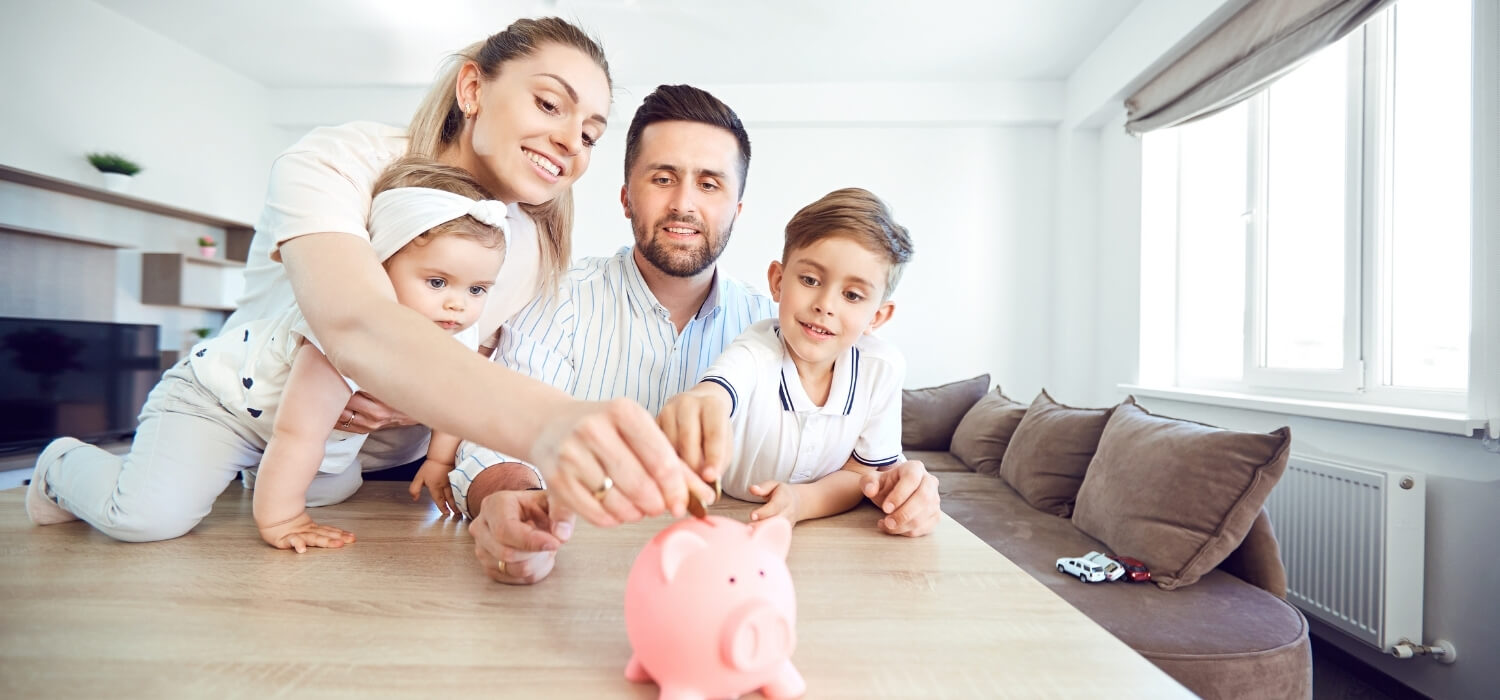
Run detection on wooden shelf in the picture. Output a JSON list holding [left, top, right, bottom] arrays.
[[141, 253, 239, 311], [182, 254, 246, 268], [0, 223, 134, 249]]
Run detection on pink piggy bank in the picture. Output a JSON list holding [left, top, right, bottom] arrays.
[[624, 515, 804, 699]]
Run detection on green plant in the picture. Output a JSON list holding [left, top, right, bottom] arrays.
[[197, 235, 216, 247], [191, 327, 212, 339], [85, 152, 142, 176]]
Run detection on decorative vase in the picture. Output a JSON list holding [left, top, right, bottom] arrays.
[[200, 246, 218, 258], [100, 172, 132, 193]]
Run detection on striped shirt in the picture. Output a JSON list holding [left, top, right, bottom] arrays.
[[450, 246, 776, 512]]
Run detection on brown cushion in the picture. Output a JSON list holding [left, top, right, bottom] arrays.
[[1071, 401, 1292, 590], [997, 390, 1124, 517], [949, 388, 1027, 476], [900, 374, 989, 450]]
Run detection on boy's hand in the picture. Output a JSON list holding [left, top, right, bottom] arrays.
[[257, 511, 356, 553], [409, 458, 460, 516], [748, 481, 801, 527], [861, 460, 940, 537], [657, 386, 733, 484]]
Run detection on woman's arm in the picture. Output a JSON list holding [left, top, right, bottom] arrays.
[[279, 232, 706, 525]]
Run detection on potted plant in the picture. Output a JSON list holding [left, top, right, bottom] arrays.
[[197, 235, 217, 258], [85, 152, 142, 193]]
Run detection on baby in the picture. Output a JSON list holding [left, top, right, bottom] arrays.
[[27, 156, 507, 551]]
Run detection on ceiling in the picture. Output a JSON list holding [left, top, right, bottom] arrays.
[[93, 0, 1142, 89]]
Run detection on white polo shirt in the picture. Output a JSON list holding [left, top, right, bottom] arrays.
[[701, 319, 906, 503]]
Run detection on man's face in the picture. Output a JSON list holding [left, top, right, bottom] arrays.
[[621, 121, 744, 278]]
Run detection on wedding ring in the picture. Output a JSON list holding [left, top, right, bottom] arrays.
[[340, 411, 355, 429], [592, 476, 614, 502], [497, 560, 507, 576]]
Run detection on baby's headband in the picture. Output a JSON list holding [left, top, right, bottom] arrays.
[[368, 187, 509, 262]]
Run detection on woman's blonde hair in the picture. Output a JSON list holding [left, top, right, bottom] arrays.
[[407, 17, 611, 288], [372, 156, 507, 258]]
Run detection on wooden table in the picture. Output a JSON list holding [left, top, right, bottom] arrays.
[[0, 482, 1192, 698]]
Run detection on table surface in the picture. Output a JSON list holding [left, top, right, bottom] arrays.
[[0, 481, 1192, 699]]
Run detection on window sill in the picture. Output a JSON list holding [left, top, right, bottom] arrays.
[[1120, 385, 1485, 436]]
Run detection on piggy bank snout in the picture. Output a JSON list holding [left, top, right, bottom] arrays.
[[720, 599, 795, 672]]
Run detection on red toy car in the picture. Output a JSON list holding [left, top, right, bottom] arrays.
[[1109, 555, 1151, 582]]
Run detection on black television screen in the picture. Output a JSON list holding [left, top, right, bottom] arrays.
[[0, 317, 160, 453]]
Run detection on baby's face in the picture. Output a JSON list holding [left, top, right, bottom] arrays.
[[769, 235, 895, 373], [384, 235, 505, 334]]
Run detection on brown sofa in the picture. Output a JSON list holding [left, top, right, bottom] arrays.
[[903, 377, 1312, 699]]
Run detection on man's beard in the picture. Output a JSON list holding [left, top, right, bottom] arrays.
[[635, 214, 734, 278]]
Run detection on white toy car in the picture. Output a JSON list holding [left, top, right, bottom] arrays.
[[1056, 551, 1125, 583]]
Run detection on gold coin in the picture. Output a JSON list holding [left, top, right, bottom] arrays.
[[687, 495, 707, 519]]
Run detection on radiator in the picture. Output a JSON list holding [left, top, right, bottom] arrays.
[[1263, 454, 1426, 652]]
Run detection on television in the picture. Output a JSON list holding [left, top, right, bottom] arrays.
[[0, 317, 161, 454]]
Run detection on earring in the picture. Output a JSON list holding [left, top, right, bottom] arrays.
[[464, 103, 475, 119]]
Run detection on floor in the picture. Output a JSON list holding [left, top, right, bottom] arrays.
[[1312, 636, 1430, 699]]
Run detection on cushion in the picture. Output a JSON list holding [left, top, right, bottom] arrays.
[[1071, 401, 1292, 590], [949, 388, 1028, 476], [997, 390, 1125, 516], [900, 374, 990, 450]]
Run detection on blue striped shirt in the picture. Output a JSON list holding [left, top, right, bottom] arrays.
[[451, 246, 776, 511]]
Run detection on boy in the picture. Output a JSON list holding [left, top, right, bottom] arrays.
[[658, 188, 940, 537]]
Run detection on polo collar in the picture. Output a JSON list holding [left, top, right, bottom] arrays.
[[774, 323, 860, 415]]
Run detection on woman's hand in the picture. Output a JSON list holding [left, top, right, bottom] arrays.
[[257, 511, 356, 553], [334, 391, 417, 434], [529, 398, 716, 527]]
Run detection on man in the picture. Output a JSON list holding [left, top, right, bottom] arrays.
[[456, 85, 938, 584]]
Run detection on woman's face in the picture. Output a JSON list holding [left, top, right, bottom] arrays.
[[463, 43, 611, 206]]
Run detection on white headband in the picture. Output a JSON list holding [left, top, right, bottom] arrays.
[[368, 186, 509, 262]]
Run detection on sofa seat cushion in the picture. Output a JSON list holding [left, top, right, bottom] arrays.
[[938, 471, 1311, 699], [904, 449, 969, 473]]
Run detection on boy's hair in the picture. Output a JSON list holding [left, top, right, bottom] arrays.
[[372, 156, 506, 258], [623, 84, 751, 197], [783, 188, 914, 298]]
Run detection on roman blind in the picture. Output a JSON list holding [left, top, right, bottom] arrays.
[[1124, 0, 1394, 134]]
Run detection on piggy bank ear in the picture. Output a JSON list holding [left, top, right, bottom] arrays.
[[750, 516, 792, 559], [659, 529, 709, 582]]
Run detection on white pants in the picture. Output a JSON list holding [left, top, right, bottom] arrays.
[[41, 364, 364, 543]]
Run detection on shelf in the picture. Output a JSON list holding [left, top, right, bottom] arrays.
[[0, 164, 254, 234], [141, 253, 240, 311], [0, 223, 133, 249]]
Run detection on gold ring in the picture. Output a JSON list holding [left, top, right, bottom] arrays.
[[497, 560, 507, 576], [592, 476, 614, 502], [340, 411, 355, 429]]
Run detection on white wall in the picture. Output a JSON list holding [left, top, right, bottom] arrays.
[[0, 0, 281, 223], [1061, 3, 1500, 698]]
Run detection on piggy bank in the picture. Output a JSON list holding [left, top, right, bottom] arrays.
[[623, 515, 804, 699]]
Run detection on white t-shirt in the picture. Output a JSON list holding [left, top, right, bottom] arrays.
[[228, 121, 543, 343], [700, 319, 906, 502]]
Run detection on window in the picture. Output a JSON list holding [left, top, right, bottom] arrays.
[[1139, 0, 1475, 417]]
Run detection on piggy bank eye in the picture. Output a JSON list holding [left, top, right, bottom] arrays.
[[759, 570, 765, 577], [728, 577, 737, 584]]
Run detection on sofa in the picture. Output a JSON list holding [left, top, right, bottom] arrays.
[[902, 376, 1312, 699]]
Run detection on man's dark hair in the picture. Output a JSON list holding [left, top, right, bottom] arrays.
[[623, 84, 751, 197]]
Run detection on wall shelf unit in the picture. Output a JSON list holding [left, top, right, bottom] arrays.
[[141, 253, 244, 311]]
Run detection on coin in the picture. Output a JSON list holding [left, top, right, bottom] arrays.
[[686, 479, 721, 519]]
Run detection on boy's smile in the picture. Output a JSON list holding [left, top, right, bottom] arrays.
[[769, 236, 896, 387]]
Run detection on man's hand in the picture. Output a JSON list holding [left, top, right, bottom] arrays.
[[860, 460, 940, 537], [747, 481, 801, 527], [257, 511, 357, 553], [408, 458, 459, 516], [333, 391, 417, 434], [470, 489, 573, 585], [657, 385, 733, 484]]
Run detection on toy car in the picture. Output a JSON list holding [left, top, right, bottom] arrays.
[[1056, 551, 1125, 583], [1109, 554, 1152, 582]]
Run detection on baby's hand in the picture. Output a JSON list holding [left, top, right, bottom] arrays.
[[657, 385, 733, 484], [748, 481, 800, 527], [409, 458, 460, 516], [257, 511, 356, 553]]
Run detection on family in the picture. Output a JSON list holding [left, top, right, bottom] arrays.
[[24, 17, 941, 584]]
